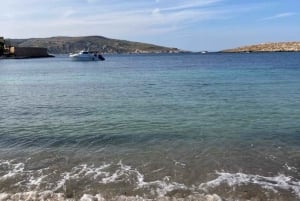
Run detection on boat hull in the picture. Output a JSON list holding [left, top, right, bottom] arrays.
[[70, 56, 99, 61], [69, 51, 105, 61]]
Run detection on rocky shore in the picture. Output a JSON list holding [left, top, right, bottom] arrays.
[[222, 42, 300, 53]]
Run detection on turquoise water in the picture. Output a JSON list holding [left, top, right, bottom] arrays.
[[0, 53, 300, 200]]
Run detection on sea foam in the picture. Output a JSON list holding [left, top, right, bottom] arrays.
[[200, 171, 300, 197], [1, 160, 300, 200]]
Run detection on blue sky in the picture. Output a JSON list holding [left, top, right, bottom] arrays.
[[1, 0, 300, 51]]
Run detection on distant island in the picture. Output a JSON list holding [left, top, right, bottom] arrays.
[[4, 36, 300, 56], [222, 42, 300, 53], [6, 36, 185, 54]]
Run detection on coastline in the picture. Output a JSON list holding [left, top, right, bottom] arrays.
[[221, 42, 300, 53]]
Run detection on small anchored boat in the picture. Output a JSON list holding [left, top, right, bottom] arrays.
[[69, 50, 105, 61]]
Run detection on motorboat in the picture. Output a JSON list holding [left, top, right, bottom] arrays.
[[69, 50, 105, 61]]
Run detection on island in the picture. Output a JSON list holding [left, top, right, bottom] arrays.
[[222, 42, 300, 53], [6, 36, 186, 55]]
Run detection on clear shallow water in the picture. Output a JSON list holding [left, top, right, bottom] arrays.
[[0, 53, 300, 200]]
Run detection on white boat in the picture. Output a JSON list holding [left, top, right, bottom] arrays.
[[69, 50, 105, 61]]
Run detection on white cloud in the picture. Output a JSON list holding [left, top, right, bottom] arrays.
[[86, 0, 97, 3], [152, 8, 160, 15], [1, 0, 225, 39], [261, 12, 297, 21], [62, 9, 77, 18], [159, 0, 222, 12]]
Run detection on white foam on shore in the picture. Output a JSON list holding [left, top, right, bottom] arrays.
[[0, 160, 24, 181], [284, 163, 298, 172], [53, 161, 189, 197], [53, 163, 111, 191], [1, 159, 300, 200], [0, 160, 48, 190], [0, 191, 222, 201], [200, 172, 300, 197]]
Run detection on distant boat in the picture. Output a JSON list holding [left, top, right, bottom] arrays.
[[69, 50, 105, 61]]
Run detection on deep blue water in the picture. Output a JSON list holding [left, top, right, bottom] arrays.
[[0, 53, 300, 200]]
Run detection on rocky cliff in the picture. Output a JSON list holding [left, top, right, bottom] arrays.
[[6, 36, 183, 54], [222, 42, 300, 53]]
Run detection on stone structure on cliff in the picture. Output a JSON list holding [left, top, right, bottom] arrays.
[[9, 46, 50, 58], [0, 37, 4, 56], [0, 37, 52, 59]]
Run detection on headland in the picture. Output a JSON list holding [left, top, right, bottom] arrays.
[[222, 42, 300, 53], [6, 36, 185, 55]]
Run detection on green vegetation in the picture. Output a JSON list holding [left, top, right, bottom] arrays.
[[7, 36, 184, 54]]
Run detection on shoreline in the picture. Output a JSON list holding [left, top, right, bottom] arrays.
[[0, 55, 55, 59]]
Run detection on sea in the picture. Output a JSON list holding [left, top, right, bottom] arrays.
[[0, 52, 300, 201]]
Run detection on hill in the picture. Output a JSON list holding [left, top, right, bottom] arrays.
[[6, 36, 183, 54], [222, 42, 300, 53]]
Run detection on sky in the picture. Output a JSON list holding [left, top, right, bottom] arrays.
[[1, 0, 300, 51]]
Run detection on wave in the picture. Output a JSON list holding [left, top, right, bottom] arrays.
[[0, 192, 222, 201], [200, 171, 300, 198], [0, 160, 299, 200]]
